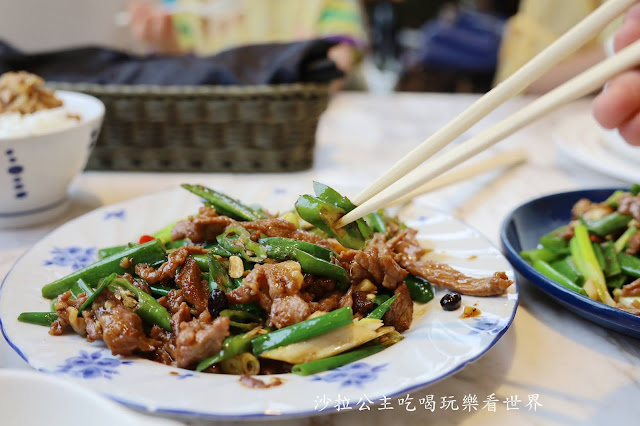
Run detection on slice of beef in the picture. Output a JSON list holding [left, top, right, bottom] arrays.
[[135, 245, 207, 284], [619, 278, 640, 297], [270, 294, 312, 329], [49, 290, 88, 336], [627, 233, 640, 256], [238, 218, 332, 249], [148, 325, 175, 365], [400, 258, 512, 296], [338, 234, 408, 289], [158, 289, 187, 315], [618, 194, 640, 221], [390, 228, 512, 296], [175, 312, 230, 368], [352, 291, 374, 316], [302, 275, 336, 300], [308, 292, 342, 312], [382, 282, 413, 332], [616, 302, 640, 315], [171, 301, 192, 335], [98, 303, 158, 356], [227, 260, 311, 328], [175, 257, 209, 313], [171, 206, 236, 243], [171, 207, 331, 248]]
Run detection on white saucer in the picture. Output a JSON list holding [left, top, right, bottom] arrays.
[[553, 112, 640, 183], [0, 198, 70, 230]]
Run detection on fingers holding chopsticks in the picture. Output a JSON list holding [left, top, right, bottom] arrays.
[[593, 2, 640, 145]]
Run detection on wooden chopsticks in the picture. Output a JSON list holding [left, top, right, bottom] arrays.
[[387, 149, 527, 207], [337, 20, 640, 228], [349, 0, 635, 209]]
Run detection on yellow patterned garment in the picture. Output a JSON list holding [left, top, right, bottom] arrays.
[[171, 0, 366, 56], [494, 0, 620, 85]]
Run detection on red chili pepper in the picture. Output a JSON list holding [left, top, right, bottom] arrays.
[[139, 235, 155, 244], [589, 234, 603, 243]]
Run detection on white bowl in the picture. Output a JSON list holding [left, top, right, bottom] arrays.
[[0, 91, 104, 229], [0, 369, 182, 426]]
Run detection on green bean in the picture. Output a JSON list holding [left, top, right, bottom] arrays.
[[97, 245, 128, 260], [203, 244, 233, 257], [520, 247, 563, 264], [539, 227, 569, 251], [109, 277, 171, 331], [17, 312, 58, 326], [208, 252, 233, 293], [41, 239, 166, 299], [372, 293, 391, 306], [78, 273, 116, 313], [313, 182, 373, 239], [404, 275, 434, 303], [607, 274, 627, 289], [292, 344, 385, 376], [258, 237, 333, 262], [295, 194, 366, 250], [165, 239, 188, 249], [228, 303, 267, 318], [367, 294, 399, 320], [592, 242, 606, 271], [181, 184, 265, 221], [550, 257, 584, 286], [532, 260, 587, 296], [76, 279, 94, 296], [586, 212, 632, 237], [217, 226, 267, 262], [149, 284, 175, 297], [196, 331, 256, 371], [615, 226, 638, 253], [619, 253, 640, 278], [293, 249, 348, 286], [365, 211, 387, 234], [252, 307, 353, 355], [602, 241, 622, 277], [229, 321, 259, 331]]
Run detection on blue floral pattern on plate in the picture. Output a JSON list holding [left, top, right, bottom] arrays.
[[103, 210, 126, 221], [43, 247, 97, 270], [52, 349, 131, 379], [312, 362, 388, 388], [465, 315, 507, 335]]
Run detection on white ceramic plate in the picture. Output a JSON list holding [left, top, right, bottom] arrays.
[[0, 187, 517, 420], [554, 112, 640, 183]]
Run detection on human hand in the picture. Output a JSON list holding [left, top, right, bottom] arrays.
[[593, 3, 640, 145], [129, 1, 183, 54]]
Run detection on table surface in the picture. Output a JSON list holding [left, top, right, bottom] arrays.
[[2, 92, 638, 426]]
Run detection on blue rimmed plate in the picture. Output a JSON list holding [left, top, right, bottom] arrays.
[[501, 188, 640, 339], [0, 188, 517, 420]]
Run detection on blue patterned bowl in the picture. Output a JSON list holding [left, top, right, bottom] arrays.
[[0, 91, 104, 229], [500, 188, 640, 338]]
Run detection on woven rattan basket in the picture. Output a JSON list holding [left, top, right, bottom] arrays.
[[47, 82, 330, 172]]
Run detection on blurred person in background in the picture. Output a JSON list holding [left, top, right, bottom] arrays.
[[128, 0, 368, 88], [494, 0, 618, 94]]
